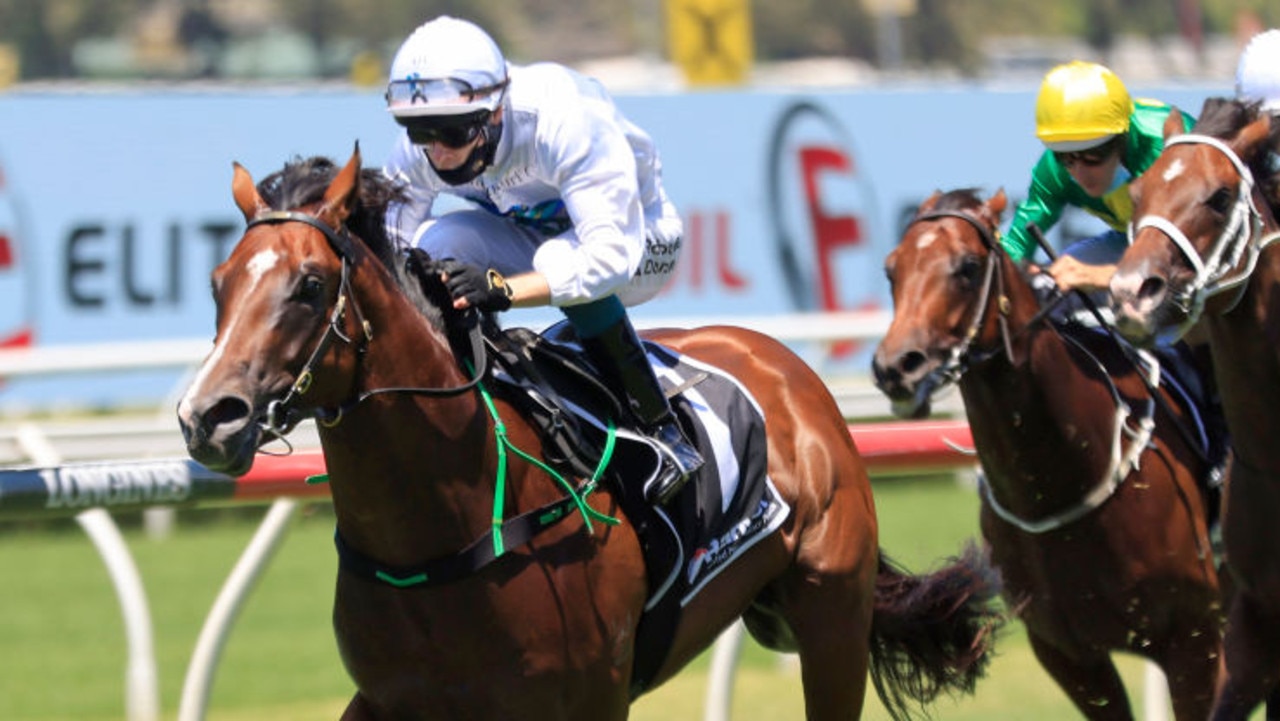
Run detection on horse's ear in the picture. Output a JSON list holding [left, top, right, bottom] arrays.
[[318, 142, 362, 229], [232, 162, 269, 221], [1163, 106, 1185, 141], [918, 191, 943, 215], [986, 188, 1008, 218], [1233, 113, 1274, 162]]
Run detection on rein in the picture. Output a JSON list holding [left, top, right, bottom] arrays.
[[1130, 133, 1280, 337], [245, 210, 489, 440]]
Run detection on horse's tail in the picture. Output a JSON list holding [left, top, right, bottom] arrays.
[[867, 541, 1005, 721]]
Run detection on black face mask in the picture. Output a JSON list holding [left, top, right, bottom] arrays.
[[428, 120, 503, 186]]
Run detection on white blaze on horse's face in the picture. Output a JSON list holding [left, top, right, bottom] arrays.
[[915, 228, 940, 250], [246, 249, 280, 287], [177, 248, 282, 418], [1162, 158, 1186, 183]]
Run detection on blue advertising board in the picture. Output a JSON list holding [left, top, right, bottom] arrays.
[[0, 81, 1226, 409]]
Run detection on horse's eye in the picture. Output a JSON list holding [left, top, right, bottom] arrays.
[[298, 275, 325, 302], [1206, 187, 1234, 215], [955, 255, 983, 286]]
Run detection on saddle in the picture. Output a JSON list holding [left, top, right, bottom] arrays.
[[482, 320, 648, 485]]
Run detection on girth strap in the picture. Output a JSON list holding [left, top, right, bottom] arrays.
[[334, 492, 584, 588]]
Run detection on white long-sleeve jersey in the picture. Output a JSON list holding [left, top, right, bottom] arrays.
[[383, 62, 681, 306]]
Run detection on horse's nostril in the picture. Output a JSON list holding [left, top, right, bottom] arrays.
[[899, 350, 927, 376], [203, 396, 252, 434], [1137, 276, 1166, 302]]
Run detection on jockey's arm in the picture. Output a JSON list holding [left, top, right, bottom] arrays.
[[499, 272, 552, 309]]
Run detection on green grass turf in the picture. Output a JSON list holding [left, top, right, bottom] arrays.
[[0, 474, 1255, 720]]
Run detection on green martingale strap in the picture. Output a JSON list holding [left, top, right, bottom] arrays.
[[329, 364, 624, 591], [475, 379, 619, 559]]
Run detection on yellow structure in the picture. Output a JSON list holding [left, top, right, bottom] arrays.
[[349, 50, 383, 88], [0, 44, 18, 88], [665, 0, 753, 87]]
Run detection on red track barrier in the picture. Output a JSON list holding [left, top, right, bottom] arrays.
[[234, 450, 330, 502], [847, 420, 975, 476]]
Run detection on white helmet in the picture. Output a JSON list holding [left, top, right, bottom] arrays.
[[385, 16, 508, 119], [1236, 28, 1280, 113]]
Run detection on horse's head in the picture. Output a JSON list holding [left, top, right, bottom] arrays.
[[1111, 98, 1280, 346], [872, 188, 1010, 419], [178, 146, 376, 475]]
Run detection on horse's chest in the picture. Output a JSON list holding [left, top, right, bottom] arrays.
[[332, 573, 632, 708]]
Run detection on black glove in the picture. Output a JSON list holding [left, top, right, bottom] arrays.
[[440, 260, 514, 312]]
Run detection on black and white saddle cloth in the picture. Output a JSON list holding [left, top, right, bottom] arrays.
[[483, 321, 790, 696]]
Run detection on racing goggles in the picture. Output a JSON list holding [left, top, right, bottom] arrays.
[[385, 77, 508, 114], [397, 110, 491, 148], [1053, 137, 1121, 169]]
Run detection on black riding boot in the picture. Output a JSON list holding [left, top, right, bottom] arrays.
[[581, 317, 704, 504]]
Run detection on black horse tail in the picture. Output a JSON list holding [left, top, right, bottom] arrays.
[[867, 541, 1005, 721]]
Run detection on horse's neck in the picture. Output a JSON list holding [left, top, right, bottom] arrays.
[[1206, 251, 1280, 472], [321, 276, 499, 565], [960, 304, 1116, 506]]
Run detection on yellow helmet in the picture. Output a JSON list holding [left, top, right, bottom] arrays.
[[1034, 61, 1132, 151]]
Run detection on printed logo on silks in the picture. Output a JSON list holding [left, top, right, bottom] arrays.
[[766, 101, 884, 359], [0, 155, 33, 349]]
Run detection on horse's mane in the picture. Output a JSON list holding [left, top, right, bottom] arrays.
[[1192, 97, 1280, 214], [924, 187, 984, 214], [255, 155, 404, 269], [254, 155, 453, 328]]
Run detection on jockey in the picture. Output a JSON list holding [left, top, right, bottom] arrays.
[[1002, 60, 1195, 292], [380, 15, 702, 505]]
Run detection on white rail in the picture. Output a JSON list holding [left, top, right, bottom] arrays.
[[0, 310, 893, 378]]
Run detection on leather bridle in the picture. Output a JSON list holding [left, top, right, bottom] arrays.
[[242, 210, 488, 443]]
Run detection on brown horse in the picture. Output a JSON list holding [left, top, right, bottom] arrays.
[[1109, 97, 1280, 721], [872, 188, 1222, 720], [176, 146, 1002, 720]]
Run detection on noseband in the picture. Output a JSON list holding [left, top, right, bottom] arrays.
[[243, 210, 487, 442], [1129, 133, 1280, 332]]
